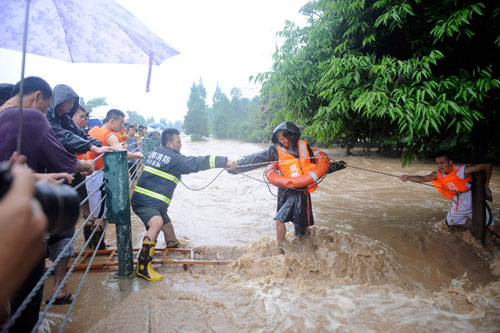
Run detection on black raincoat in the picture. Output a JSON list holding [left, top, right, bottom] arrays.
[[233, 122, 315, 236], [46, 85, 103, 241], [46, 84, 102, 155]]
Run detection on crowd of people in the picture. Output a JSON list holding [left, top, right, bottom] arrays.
[[0, 76, 497, 331], [0, 76, 147, 331]]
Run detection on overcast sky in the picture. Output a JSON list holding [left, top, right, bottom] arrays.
[[0, 0, 307, 121]]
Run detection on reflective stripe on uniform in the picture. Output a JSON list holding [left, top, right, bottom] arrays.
[[134, 186, 171, 205], [209, 155, 216, 168], [143, 166, 179, 184]]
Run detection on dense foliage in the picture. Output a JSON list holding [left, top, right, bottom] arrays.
[[208, 85, 269, 142], [255, 0, 500, 164], [183, 79, 210, 141], [79, 97, 108, 113], [126, 110, 147, 125]]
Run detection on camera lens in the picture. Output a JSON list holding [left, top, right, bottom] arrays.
[[34, 183, 80, 234]]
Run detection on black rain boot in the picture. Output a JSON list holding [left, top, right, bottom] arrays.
[[83, 220, 94, 250], [136, 240, 162, 281], [92, 225, 106, 250]]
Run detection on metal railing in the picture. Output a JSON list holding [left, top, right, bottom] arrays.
[[2, 138, 159, 332]]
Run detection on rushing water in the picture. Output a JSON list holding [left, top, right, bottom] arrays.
[[42, 137, 500, 332]]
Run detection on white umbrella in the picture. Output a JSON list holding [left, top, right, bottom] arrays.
[[0, 0, 179, 152]]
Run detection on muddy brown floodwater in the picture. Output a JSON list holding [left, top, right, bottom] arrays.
[[41, 137, 500, 332]]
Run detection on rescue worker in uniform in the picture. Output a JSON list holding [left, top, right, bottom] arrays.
[[229, 122, 346, 250], [400, 151, 500, 238], [131, 128, 237, 281]]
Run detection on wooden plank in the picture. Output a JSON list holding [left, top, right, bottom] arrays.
[[69, 247, 232, 271]]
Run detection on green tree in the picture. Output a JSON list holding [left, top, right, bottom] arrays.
[[256, 0, 500, 163], [209, 84, 232, 138], [126, 111, 147, 126], [159, 118, 168, 127], [174, 120, 183, 132], [208, 85, 265, 141], [184, 79, 209, 141], [79, 97, 108, 112]]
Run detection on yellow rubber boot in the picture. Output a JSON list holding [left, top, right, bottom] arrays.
[[136, 240, 163, 281]]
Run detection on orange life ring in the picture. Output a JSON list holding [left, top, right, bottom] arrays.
[[265, 150, 330, 189]]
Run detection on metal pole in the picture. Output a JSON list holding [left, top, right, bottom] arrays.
[[16, 0, 31, 154], [104, 150, 133, 276], [471, 171, 486, 244]]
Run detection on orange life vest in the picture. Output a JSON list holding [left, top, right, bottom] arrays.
[[118, 129, 127, 143], [432, 164, 471, 199], [276, 140, 317, 192], [432, 164, 471, 211], [77, 152, 88, 160], [88, 126, 116, 170]]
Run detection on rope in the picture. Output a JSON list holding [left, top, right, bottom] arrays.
[[78, 172, 106, 207], [6, 148, 146, 331], [180, 169, 225, 191], [58, 221, 109, 332], [128, 159, 143, 184], [73, 168, 104, 191], [343, 163, 465, 194], [62, 152, 105, 188], [233, 156, 327, 170], [232, 159, 328, 198], [178, 156, 330, 192], [33, 196, 108, 332]]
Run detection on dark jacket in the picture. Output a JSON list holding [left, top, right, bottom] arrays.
[[46, 84, 102, 154], [131, 146, 228, 211]]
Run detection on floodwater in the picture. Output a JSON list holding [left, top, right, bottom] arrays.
[[42, 137, 500, 332]]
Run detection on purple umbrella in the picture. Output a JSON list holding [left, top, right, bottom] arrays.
[[0, 0, 179, 152]]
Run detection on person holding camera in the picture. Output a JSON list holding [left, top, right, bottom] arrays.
[[0, 77, 93, 330], [0, 162, 47, 328]]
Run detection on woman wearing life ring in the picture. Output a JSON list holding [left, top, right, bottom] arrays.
[[229, 121, 346, 250]]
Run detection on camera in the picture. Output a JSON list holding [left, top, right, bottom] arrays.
[[0, 162, 80, 234]]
